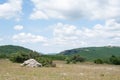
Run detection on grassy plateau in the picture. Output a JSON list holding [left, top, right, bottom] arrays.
[[0, 59, 120, 80]]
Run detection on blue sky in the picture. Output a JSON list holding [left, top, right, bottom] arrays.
[[0, 0, 120, 54]]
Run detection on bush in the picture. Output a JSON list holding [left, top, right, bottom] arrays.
[[71, 55, 85, 62], [72, 60, 77, 64], [94, 59, 103, 64], [28, 51, 41, 59], [65, 57, 71, 64], [65, 55, 85, 64], [0, 54, 8, 59], [94, 55, 120, 65], [9, 51, 40, 63], [36, 57, 56, 67], [109, 55, 120, 65], [10, 52, 30, 63]]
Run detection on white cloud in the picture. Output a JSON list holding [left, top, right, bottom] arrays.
[[45, 19, 120, 49], [52, 23, 83, 46], [30, 11, 48, 20], [12, 32, 47, 43], [0, 0, 22, 19], [11, 19, 120, 53], [30, 0, 120, 20], [14, 25, 23, 31]]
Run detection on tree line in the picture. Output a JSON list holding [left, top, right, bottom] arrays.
[[0, 51, 120, 65]]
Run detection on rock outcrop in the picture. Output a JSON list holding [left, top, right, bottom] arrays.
[[21, 59, 42, 67]]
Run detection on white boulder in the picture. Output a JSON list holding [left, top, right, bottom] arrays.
[[21, 59, 42, 67]]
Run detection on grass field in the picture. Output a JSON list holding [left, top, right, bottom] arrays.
[[0, 59, 120, 80]]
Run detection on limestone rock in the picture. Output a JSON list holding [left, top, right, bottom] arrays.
[[21, 59, 42, 67]]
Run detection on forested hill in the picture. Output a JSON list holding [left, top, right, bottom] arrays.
[[0, 45, 34, 54], [59, 46, 120, 60]]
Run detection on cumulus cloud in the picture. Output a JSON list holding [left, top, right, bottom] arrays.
[[30, 0, 120, 20], [11, 19, 120, 53], [44, 19, 120, 48], [12, 33, 47, 43], [14, 25, 23, 31], [0, 0, 22, 19], [52, 23, 84, 46]]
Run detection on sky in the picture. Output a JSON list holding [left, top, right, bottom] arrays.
[[0, 0, 120, 54]]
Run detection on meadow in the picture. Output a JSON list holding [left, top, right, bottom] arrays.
[[0, 59, 120, 80]]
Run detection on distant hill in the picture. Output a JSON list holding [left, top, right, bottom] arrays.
[[59, 46, 120, 60], [0, 45, 37, 55]]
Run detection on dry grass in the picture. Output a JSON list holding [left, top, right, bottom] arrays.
[[0, 59, 120, 80]]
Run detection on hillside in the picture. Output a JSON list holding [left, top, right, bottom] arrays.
[[59, 46, 120, 60], [0, 45, 35, 55]]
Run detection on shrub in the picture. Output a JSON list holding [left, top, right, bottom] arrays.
[[71, 55, 85, 62], [94, 55, 120, 65], [9, 51, 40, 63], [94, 59, 103, 64], [72, 60, 77, 64], [36, 57, 56, 67], [0, 54, 8, 59], [65, 55, 85, 64], [65, 57, 71, 64], [9, 52, 30, 63], [109, 55, 120, 65]]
